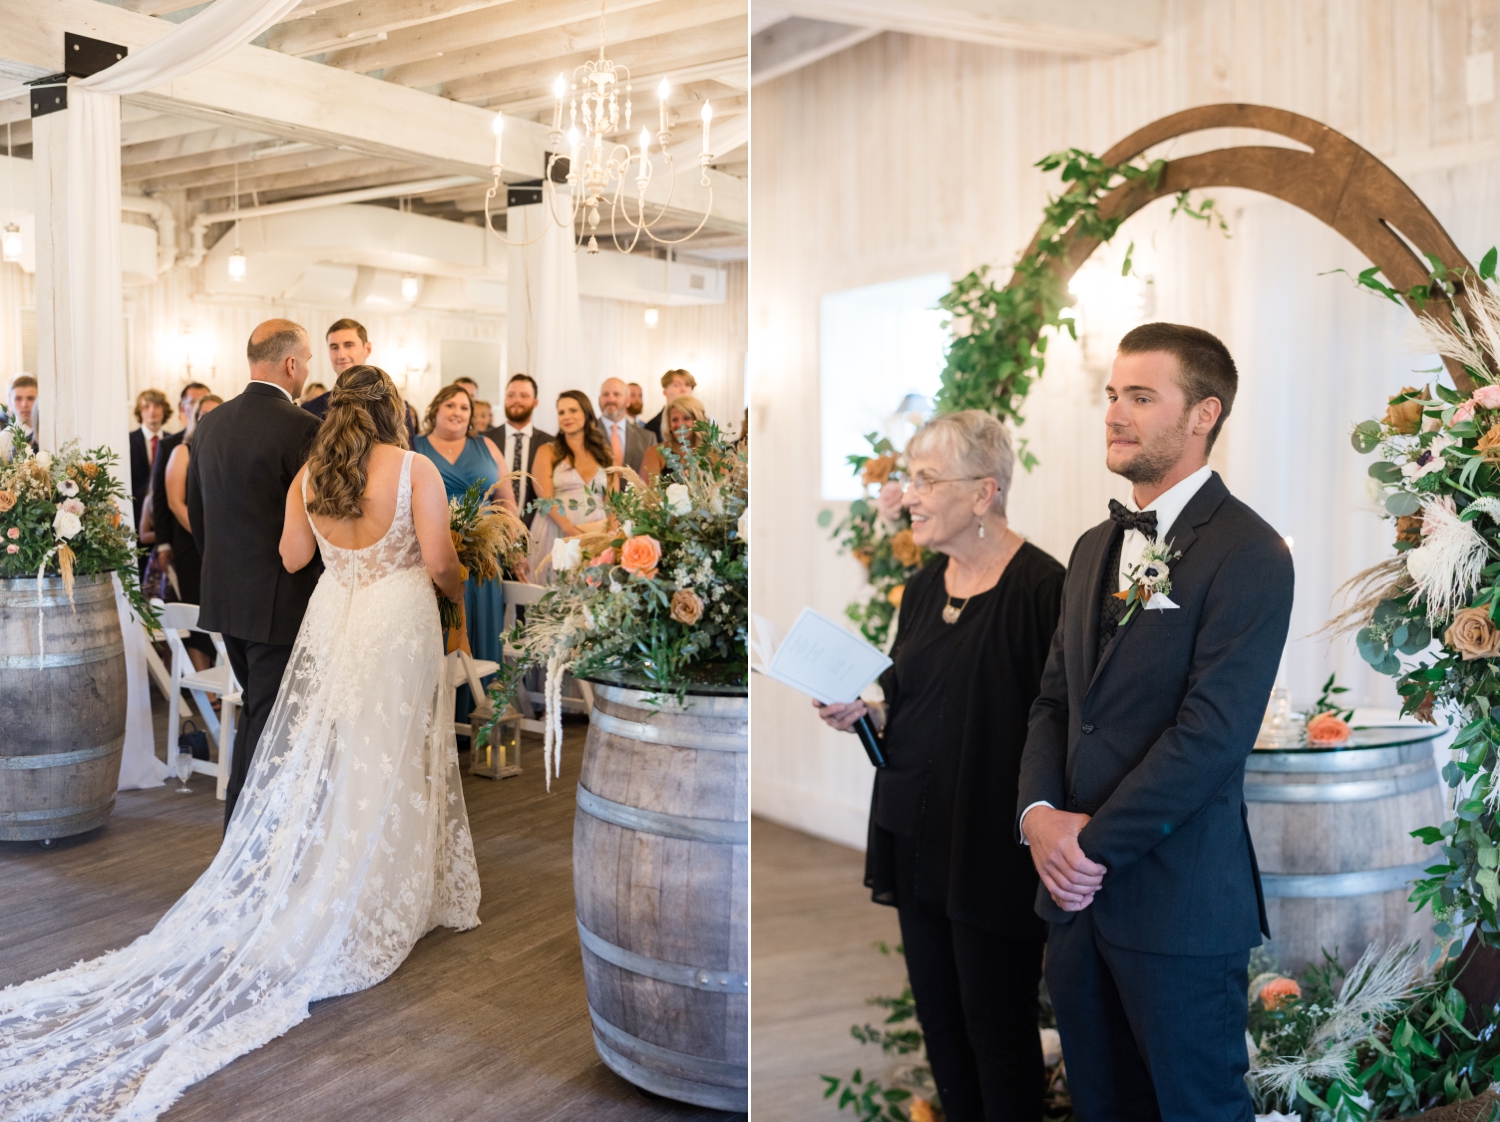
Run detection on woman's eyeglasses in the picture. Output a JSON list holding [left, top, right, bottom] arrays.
[[900, 475, 985, 496]]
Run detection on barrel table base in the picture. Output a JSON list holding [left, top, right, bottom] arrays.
[[574, 683, 748, 1113], [0, 575, 127, 842], [1247, 736, 1444, 976]]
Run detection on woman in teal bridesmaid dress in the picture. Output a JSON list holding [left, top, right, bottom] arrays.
[[414, 384, 518, 710]]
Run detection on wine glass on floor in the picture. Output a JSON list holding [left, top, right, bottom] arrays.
[[174, 752, 194, 793]]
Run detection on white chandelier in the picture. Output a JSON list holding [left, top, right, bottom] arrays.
[[484, 0, 716, 254], [2, 122, 20, 265]]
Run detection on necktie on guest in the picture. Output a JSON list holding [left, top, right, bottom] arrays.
[[511, 432, 525, 508], [610, 421, 624, 466], [149, 434, 159, 466]]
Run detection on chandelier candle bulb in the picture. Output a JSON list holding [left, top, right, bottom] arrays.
[[491, 112, 504, 170], [552, 74, 566, 134], [658, 78, 670, 136], [701, 101, 712, 156]]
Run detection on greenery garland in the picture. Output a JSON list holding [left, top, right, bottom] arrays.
[[824, 149, 1226, 646]]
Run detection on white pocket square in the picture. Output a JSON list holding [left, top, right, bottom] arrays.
[[1145, 593, 1179, 611]]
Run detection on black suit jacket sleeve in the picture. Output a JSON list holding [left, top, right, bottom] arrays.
[[1015, 535, 1085, 834], [1075, 533, 1294, 875], [186, 438, 205, 557]]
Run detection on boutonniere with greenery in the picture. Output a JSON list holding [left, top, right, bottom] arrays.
[[1115, 540, 1181, 624]]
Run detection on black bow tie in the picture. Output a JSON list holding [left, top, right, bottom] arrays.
[[1108, 499, 1157, 541]]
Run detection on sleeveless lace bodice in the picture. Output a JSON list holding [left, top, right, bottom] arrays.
[[304, 450, 425, 588], [0, 448, 480, 1121]]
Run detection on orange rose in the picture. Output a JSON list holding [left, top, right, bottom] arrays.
[[1445, 605, 1500, 661], [1306, 713, 1352, 745], [890, 528, 922, 568], [1384, 387, 1427, 435], [861, 454, 896, 487], [0, 490, 14, 513], [1259, 976, 1301, 1010], [909, 1100, 937, 1122], [620, 534, 662, 579], [670, 589, 704, 625], [1395, 514, 1422, 546], [1481, 422, 1500, 463], [887, 584, 905, 608]]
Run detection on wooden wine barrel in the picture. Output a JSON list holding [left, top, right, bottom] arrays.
[[0, 574, 127, 841], [1246, 729, 1446, 975], [573, 682, 748, 1112]]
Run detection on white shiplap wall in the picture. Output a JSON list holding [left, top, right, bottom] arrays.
[[751, 0, 1500, 847]]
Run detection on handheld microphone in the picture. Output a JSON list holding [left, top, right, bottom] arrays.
[[853, 713, 887, 769]]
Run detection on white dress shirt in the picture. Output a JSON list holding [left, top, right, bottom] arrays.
[[253, 379, 295, 403], [1020, 463, 1214, 843]]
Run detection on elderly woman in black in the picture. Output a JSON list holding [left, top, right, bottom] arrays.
[[816, 410, 1064, 1121]]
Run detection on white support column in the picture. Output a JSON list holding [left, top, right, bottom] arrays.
[[32, 83, 128, 487], [506, 202, 584, 430]]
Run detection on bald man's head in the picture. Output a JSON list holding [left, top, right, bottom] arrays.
[[247, 319, 312, 397], [598, 377, 628, 422]]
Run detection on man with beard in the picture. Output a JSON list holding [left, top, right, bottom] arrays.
[[485, 373, 552, 526], [627, 381, 646, 426], [1016, 322, 1293, 1121]]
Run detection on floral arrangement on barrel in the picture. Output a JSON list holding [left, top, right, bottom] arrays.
[[0, 425, 153, 624], [1306, 673, 1356, 747], [1343, 248, 1500, 953], [480, 423, 747, 783]]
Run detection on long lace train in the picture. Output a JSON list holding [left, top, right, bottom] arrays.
[[0, 451, 481, 1121]]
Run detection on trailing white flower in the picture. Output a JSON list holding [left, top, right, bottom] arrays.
[[665, 482, 692, 515], [550, 536, 582, 572], [52, 509, 82, 540], [1405, 495, 1489, 624]]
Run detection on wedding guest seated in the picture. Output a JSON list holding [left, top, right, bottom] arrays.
[[643, 368, 696, 440], [413, 383, 518, 673], [2, 374, 38, 451], [471, 399, 493, 434], [298, 381, 326, 405], [527, 390, 617, 582], [640, 394, 708, 482], [162, 394, 224, 671], [815, 411, 1064, 1122], [597, 377, 655, 473]]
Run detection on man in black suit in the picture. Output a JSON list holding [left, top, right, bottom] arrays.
[[485, 372, 553, 527], [148, 382, 211, 563], [303, 318, 418, 441], [1017, 323, 1293, 1121], [642, 368, 696, 440], [187, 319, 320, 829], [1, 375, 39, 452], [129, 389, 172, 577]]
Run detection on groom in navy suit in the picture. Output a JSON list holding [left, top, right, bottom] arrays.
[[1017, 323, 1293, 1120]]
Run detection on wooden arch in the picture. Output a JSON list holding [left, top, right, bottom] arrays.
[[1022, 103, 1485, 391]]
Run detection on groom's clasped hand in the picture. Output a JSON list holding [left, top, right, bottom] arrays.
[[1024, 805, 1106, 911]]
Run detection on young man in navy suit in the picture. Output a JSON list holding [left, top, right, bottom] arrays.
[[1018, 323, 1294, 1121]]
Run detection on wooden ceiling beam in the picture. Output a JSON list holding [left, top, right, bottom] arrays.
[[444, 20, 748, 103], [117, 0, 211, 14], [268, 1, 515, 58], [186, 158, 419, 202], [122, 126, 279, 168], [324, 0, 662, 76], [131, 144, 360, 191], [493, 55, 746, 112]]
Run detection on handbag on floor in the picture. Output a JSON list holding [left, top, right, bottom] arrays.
[[178, 719, 211, 762]]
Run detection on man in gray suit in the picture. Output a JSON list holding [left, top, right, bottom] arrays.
[[598, 377, 655, 472]]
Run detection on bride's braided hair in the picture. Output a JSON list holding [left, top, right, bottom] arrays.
[[305, 364, 408, 519]]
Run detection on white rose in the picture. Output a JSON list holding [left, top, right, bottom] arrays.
[[58, 479, 79, 497], [53, 509, 82, 540], [551, 536, 582, 572], [737, 510, 748, 541], [35, 451, 53, 469], [665, 482, 692, 515]]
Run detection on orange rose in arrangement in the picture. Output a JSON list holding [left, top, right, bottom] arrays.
[[909, 1100, 938, 1122], [1446, 605, 1500, 661], [0, 489, 14, 513], [589, 547, 616, 568], [620, 534, 662, 579], [1383, 387, 1426, 434], [670, 589, 704, 625], [1479, 422, 1500, 463], [1306, 713, 1352, 745], [852, 548, 873, 568], [861, 454, 896, 486], [1395, 514, 1423, 546], [1259, 976, 1302, 1010], [890, 528, 922, 568], [887, 584, 905, 609]]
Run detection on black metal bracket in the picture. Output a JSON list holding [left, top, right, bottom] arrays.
[[27, 76, 67, 119], [64, 33, 127, 79]]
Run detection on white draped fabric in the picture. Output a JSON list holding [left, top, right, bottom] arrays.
[[31, 0, 298, 790], [507, 202, 585, 420]]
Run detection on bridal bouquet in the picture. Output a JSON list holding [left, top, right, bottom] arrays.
[[0, 425, 152, 623], [484, 424, 747, 778], [440, 478, 528, 631], [1346, 249, 1500, 947]]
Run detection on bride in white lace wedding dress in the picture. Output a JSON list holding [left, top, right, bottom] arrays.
[[0, 368, 481, 1121]]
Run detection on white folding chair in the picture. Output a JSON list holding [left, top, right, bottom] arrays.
[[500, 580, 593, 720], [153, 600, 242, 800]]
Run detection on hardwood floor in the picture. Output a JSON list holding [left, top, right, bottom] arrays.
[[750, 818, 908, 1122], [0, 700, 742, 1122]]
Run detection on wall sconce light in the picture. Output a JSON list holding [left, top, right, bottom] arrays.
[[1, 223, 20, 264], [644, 306, 659, 328], [227, 247, 247, 281], [401, 273, 420, 302]]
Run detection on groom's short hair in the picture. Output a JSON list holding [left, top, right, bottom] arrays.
[[1117, 322, 1237, 451], [326, 318, 368, 344]]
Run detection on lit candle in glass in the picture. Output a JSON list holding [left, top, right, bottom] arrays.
[[700, 101, 712, 156], [491, 112, 504, 169]]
